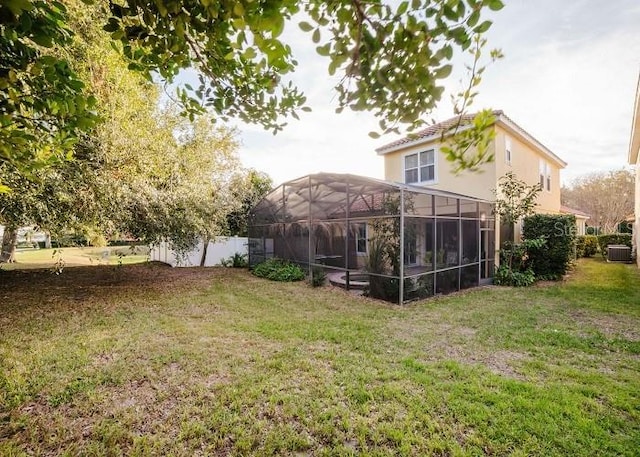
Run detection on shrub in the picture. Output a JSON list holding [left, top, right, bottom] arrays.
[[597, 234, 632, 259], [495, 238, 545, 287], [310, 267, 326, 287], [494, 264, 536, 287], [53, 234, 88, 247], [252, 258, 305, 282], [576, 235, 598, 258], [523, 214, 576, 280], [221, 252, 248, 268], [88, 233, 107, 247], [575, 236, 585, 258], [107, 240, 140, 247]]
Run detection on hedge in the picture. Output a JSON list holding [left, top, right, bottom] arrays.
[[576, 235, 598, 258], [252, 258, 305, 282], [523, 214, 576, 280], [597, 234, 632, 259]]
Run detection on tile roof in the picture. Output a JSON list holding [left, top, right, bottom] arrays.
[[375, 110, 567, 168], [375, 110, 504, 153], [560, 205, 590, 218]]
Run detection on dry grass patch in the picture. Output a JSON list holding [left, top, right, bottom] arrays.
[[1, 259, 639, 455]]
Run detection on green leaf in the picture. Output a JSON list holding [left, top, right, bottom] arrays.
[[397, 1, 409, 15], [30, 32, 54, 47], [233, 3, 245, 16], [467, 10, 480, 27], [103, 18, 119, 33], [434, 64, 452, 79], [474, 20, 492, 34], [368, 131, 381, 139], [4, 0, 33, 16], [298, 21, 313, 32], [487, 0, 505, 11], [316, 43, 331, 56], [312, 28, 320, 43]]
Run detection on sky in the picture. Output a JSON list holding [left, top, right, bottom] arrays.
[[225, 0, 640, 187]]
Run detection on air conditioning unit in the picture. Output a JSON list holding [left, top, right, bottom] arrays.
[[607, 245, 631, 262]]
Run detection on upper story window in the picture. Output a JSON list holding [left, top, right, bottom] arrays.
[[505, 137, 512, 165], [404, 149, 435, 184], [539, 159, 551, 191]]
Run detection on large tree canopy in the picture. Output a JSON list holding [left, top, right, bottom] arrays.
[[562, 169, 635, 234], [1, 0, 505, 180], [0, 0, 254, 261]]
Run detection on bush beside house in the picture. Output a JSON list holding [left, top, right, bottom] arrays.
[[576, 235, 598, 258], [523, 214, 577, 280]]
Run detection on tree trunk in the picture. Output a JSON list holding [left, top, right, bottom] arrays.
[[1, 226, 18, 263], [45, 232, 52, 249], [200, 238, 210, 267]]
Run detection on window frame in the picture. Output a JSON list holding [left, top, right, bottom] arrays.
[[355, 223, 368, 255], [505, 137, 512, 165], [403, 148, 437, 185], [539, 159, 552, 192]]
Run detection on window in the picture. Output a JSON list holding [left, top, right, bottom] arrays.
[[355, 223, 367, 254], [505, 137, 512, 164], [538, 160, 544, 188], [404, 149, 435, 184], [539, 159, 551, 191]]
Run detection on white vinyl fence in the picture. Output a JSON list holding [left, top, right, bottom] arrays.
[[150, 236, 248, 267]]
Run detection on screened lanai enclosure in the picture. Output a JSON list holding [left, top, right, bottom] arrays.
[[248, 173, 495, 304]]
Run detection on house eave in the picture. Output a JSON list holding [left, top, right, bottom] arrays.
[[375, 127, 471, 156], [376, 113, 568, 169], [496, 114, 567, 169]]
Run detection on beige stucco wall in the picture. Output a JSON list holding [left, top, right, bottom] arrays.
[[381, 122, 565, 266], [382, 134, 497, 201], [381, 124, 562, 214], [493, 125, 562, 214]]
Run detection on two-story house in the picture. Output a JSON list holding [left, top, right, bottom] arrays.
[[376, 110, 578, 253]]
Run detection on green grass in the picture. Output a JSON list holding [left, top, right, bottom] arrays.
[[0, 258, 638, 455], [2, 246, 149, 270]]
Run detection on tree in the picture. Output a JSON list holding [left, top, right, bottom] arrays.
[[0, 1, 244, 262], [492, 171, 543, 287], [0, 0, 98, 187], [225, 170, 273, 237], [493, 171, 541, 226], [1, 0, 505, 186], [561, 169, 634, 234]]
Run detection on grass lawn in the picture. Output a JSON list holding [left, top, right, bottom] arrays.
[[0, 258, 638, 456], [2, 246, 149, 271]]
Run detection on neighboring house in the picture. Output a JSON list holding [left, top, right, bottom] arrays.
[[560, 205, 589, 236], [376, 110, 572, 256], [628, 74, 640, 266]]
